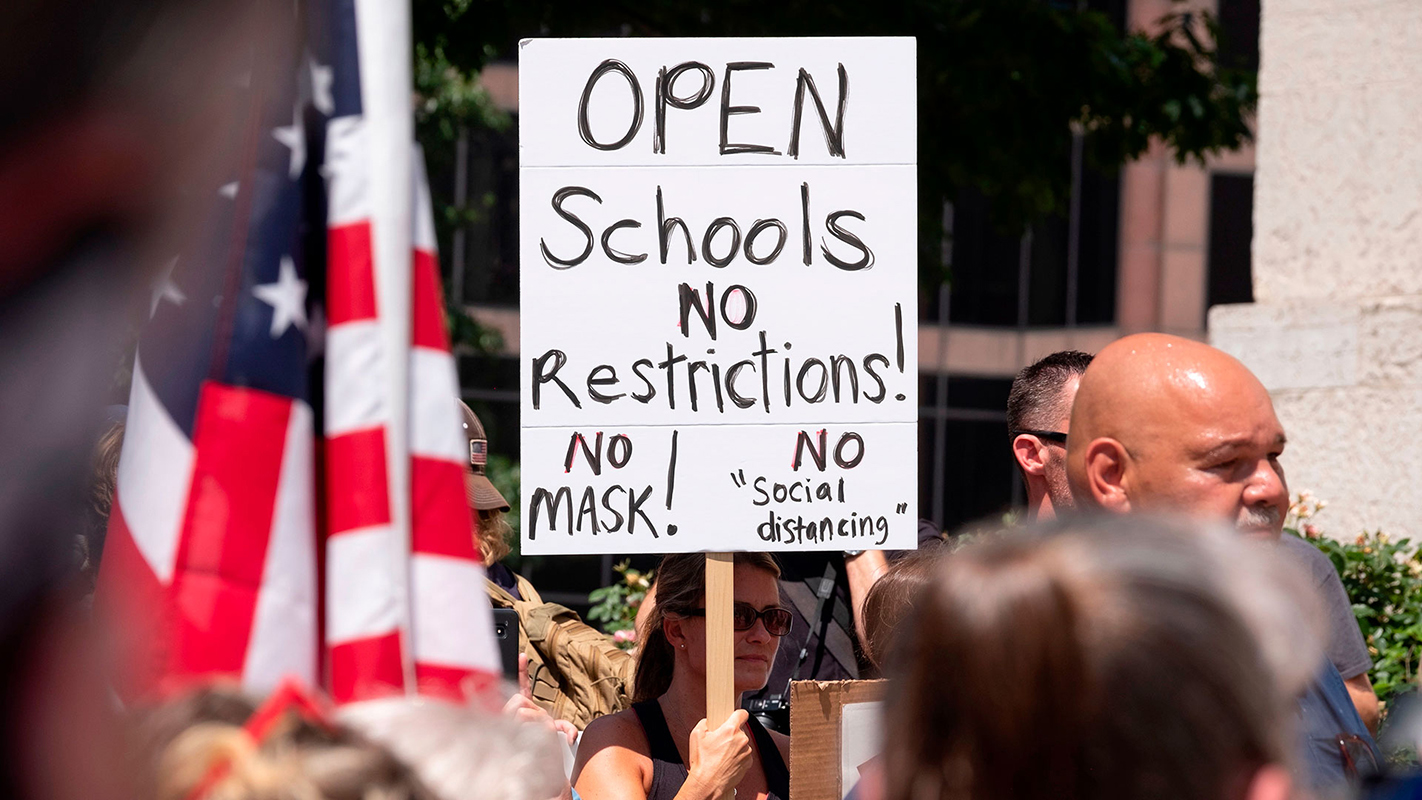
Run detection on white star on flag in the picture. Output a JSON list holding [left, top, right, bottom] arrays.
[[310, 56, 335, 116], [272, 104, 306, 179], [252, 255, 308, 338], [150, 257, 187, 318]]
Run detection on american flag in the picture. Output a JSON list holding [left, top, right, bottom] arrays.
[[95, 0, 500, 705]]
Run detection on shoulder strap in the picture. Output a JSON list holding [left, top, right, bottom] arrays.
[[632, 700, 685, 766], [747, 714, 790, 797], [485, 577, 517, 607]]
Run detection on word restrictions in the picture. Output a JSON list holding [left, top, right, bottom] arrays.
[[519, 37, 917, 554]]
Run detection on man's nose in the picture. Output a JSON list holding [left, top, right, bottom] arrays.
[[1244, 458, 1288, 507]]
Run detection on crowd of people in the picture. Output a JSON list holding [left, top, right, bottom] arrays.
[[1, 3, 1416, 800], [38, 335, 1402, 800]]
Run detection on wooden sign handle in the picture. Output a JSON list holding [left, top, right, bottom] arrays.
[[705, 552, 736, 800]]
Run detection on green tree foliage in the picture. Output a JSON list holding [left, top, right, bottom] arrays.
[[413, 0, 1255, 286]]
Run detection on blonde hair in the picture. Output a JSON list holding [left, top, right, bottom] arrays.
[[475, 509, 512, 565], [137, 688, 434, 800]]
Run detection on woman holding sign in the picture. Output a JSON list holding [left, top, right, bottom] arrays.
[[572, 553, 791, 800]]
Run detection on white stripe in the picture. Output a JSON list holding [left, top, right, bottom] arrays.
[[243, 401, 318, 691], [410, 554, 500, 673], [326, 525, 403, 643], [408, 347, 465, 462], [356, 0, 415, 692], [325, 320, 389, 436], [413, 144, 437, 253], [116, 355, 194, 583], [326, 115, 370, 226]]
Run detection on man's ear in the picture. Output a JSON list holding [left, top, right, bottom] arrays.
[[1083, 438, 1132, 513], [1011, 435, 1048, 476]]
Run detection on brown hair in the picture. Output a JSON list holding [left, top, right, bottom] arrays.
[[884, 517, 1297, 800], [860, 551, 939, 671], [1005, 350, 1093, 437], [632, 553, 781, 704]]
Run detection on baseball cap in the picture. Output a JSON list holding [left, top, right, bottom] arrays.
[[459, 400, 510, 512]]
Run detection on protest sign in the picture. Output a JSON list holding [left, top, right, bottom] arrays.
[[519, 37, 917, 555], [788, 679, 886, 800]]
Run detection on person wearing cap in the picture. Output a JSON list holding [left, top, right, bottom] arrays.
[[460, 401, 636, 729], [460, 401, 523, 596]]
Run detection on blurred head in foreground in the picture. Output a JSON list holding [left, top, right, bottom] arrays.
[[135, 685, 565, 800], [884, 516, 1321, 800], [1066, 334, 1289, 539]]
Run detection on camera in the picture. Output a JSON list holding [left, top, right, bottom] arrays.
[[745, 693, 790, 734]]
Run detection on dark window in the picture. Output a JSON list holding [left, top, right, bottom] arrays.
[[920, 375, 1016, 534], [449, 124, 523, 306], [1207, 173, 1254, 310], [1217, 0, 1261, 73], [943, 168, 1118, 327]]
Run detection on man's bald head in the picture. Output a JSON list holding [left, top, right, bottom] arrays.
[[1066, 334, 1290, 537]]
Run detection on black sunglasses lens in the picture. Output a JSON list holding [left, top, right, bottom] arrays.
[[732, 604, 757, 631]]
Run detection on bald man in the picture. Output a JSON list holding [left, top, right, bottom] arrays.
[[1066, 333, 1381, 739]]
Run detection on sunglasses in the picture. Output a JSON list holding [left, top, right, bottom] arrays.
[[684, 602, 794, 637]]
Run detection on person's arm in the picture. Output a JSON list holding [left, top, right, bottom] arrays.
[[1344, 672, 1381, 736], [572, 714, 650, 800], [843, 551, 889, 640], [573, 709, 755, 800]]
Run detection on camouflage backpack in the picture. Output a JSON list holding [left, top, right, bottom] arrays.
[[485, 574, 635, 729]]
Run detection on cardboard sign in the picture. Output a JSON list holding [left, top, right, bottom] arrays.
[[519, 37, 917, 554], [788, 679, 887, 800]]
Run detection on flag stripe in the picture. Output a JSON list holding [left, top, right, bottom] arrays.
[[408, 349, 465, 462], [329, 630, 406, 704], [409, 457, 476, 560], [328, 223, 377, 324], [243, 401, 319, 690], [117, 356, 195, 583], [325, 524, 402, 642], [325, 427, 393, 534], [411, 249, 446, 350], [325, 320, 390, 435], [168, 383, 293, 676], [326, 115, 371, 226], [410, 555, 501, 672], [94, 500, 170, 698]]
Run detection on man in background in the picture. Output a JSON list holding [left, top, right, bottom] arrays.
[[1006, 350, 1093, 520], [1066, 332, 1380, 786]]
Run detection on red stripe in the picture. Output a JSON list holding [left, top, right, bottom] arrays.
[[325, 427, 392, 535], [328, 631, 406, 704], [328, 222, 377, 324], [168, 383, 291, 677], [409, 456, 477, 561], [411, 248, 450, 351], [94, 500, 172, 702], [414, 662, 498, 702]]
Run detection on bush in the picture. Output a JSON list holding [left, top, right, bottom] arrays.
[[586, 560, 653, 651], [1287, 492, 1422, 708]]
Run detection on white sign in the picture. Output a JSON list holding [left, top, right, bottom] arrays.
[[519, 37, 917, 555]]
